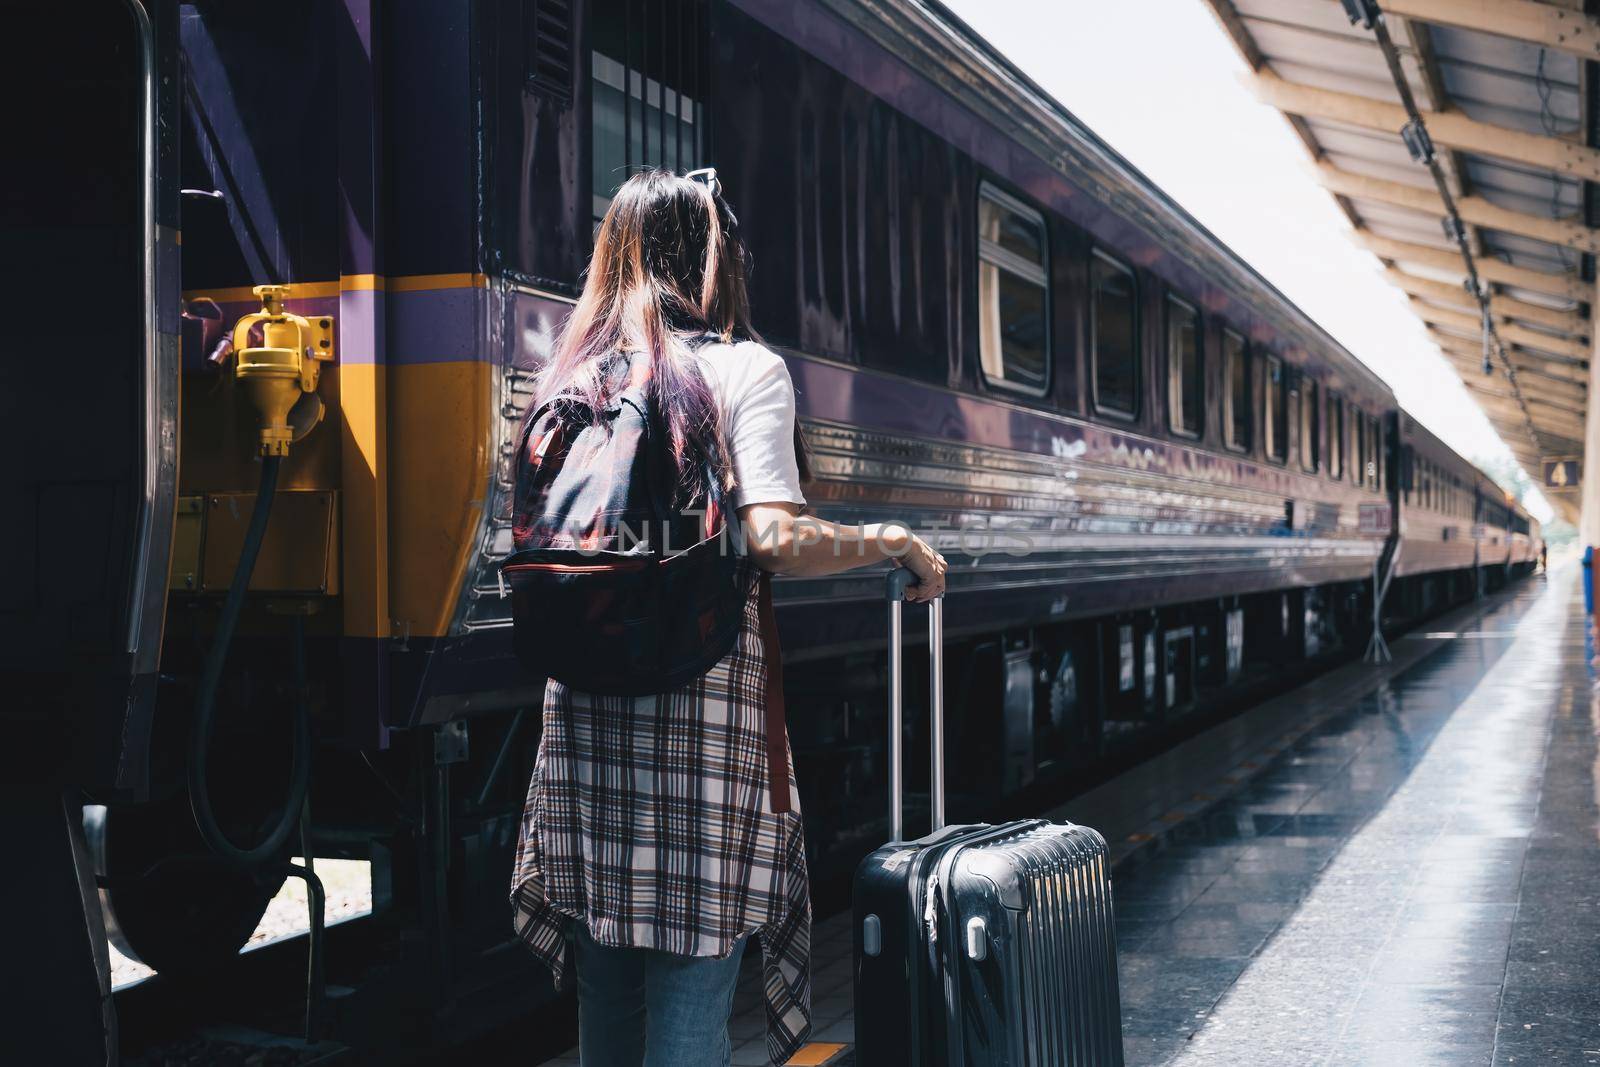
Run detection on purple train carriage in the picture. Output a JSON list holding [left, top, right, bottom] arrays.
[[4, 0, 1538, 1054]]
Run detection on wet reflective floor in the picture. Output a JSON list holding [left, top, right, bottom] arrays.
[[540, 567, 1597, 1066], [1110, 567, 1599, 1065]]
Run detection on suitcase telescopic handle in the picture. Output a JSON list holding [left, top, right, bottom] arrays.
[[886, 567, 944, 842]]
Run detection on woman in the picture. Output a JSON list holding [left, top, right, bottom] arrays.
[[509, 168, 947, 1067]]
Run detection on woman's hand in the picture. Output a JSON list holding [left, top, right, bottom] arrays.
[[735, 503, 947, 592], [895, 533, 947, 603]]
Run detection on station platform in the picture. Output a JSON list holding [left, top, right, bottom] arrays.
[[539, 565, 1597, 1066]]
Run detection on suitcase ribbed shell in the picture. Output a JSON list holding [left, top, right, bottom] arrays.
[[944, 822, 1124, 1066]]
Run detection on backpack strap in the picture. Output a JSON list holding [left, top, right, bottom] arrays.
[[517, 393, 591, 466], [757, 571, 791, 814]]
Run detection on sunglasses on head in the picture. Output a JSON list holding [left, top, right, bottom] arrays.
[[685, 167, 721, 198]]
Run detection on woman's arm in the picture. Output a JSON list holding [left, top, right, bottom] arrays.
[[737, 501, 948, 602]]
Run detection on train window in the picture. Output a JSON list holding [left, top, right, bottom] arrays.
[[1263, 355, 1287, 462], [1222, 331, 1250, 451], [1090, 252, 1139, 419], [1165, 296, 1202, 437], [590, 0, 708, 225], [977, 184, 1050, 393], [1326, 392, 1344, 479], [1299, 378, 1319, 473]]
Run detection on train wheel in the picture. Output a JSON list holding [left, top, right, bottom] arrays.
[[86, 800, 286, 980]]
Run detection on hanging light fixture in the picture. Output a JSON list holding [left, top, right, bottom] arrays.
[[1481, 306, 1494, 376], [1339, 0, 1382, 30], [1400, 119, 1434, 165]]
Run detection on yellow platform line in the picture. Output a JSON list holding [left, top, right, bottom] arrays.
[[785, 1042, 850, 1066]]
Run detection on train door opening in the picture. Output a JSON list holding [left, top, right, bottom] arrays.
[[1038, 642, 1079, 777], [1035, 628, 1104, 778], [4, 0, 177, 790], [1163, 626, 1197, 715], [1001, 641, 1036, 796], [1099, 616, 1163, 743], [5, 0, 182, 1056], [1225, 606, 1245, 681]]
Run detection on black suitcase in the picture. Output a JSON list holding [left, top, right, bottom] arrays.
[[852, 570, 1124, 1066]]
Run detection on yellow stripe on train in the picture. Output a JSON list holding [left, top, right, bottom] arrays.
[[177, 356, 495, 642], [181, 272, 489, 304]]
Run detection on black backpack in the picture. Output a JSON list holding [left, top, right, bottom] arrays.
[[501, 355, 751, 696]]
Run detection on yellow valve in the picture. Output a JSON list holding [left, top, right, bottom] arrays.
[[229, 284, 335, 456]]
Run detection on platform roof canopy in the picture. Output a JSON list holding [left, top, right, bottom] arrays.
[[1202, 0, 1597, 524]]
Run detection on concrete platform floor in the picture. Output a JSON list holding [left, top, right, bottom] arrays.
[[541, 565, 1598, 1065], [1105, 566, 1596, 1066]]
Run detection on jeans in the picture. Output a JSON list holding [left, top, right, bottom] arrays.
[[572, 923, 749, 1067]]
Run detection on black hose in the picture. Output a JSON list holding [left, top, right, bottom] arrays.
[[278, 856, 326, 1043], [188, 454, 312, 865], [288, 612, 325, 1041]]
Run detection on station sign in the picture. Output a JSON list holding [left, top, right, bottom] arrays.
[[1543, 458, 1580, 491]]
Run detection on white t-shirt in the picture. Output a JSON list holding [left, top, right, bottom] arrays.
[[696, 340, 807, 509]]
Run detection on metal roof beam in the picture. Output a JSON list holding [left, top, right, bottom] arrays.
[[1379, 0, 1600, 65], [1440, 355, 1587, 388], [1462, 374, 1586, 410], [1465, 399, 1586, 435], [1251, 68, 1600, 182], [1197, 0, 1262, 70], [1411, 299, 1592, 361], [1445, 374, 1585, 412], [1474, 401, 1588, 434], [1443, 381, 1578, 420], [1464, 392, 1586, 434], [1356, 232, 1587, 302], [1527, 397, 1590, 420], [1429, 329, 1591, 381], [1467, 393, 1583, 425], [1317, 163, 1600, 253], [1433, 337, 1593, 383], [1522, 389, 1588, 416], [1439, 352, 1590, 395], [1384, 268, 1590, 335]]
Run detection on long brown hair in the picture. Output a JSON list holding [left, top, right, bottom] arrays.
[[531, 169, 805, 505]]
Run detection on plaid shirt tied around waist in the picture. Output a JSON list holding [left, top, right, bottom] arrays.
[[510, 563, 813, 1064]]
